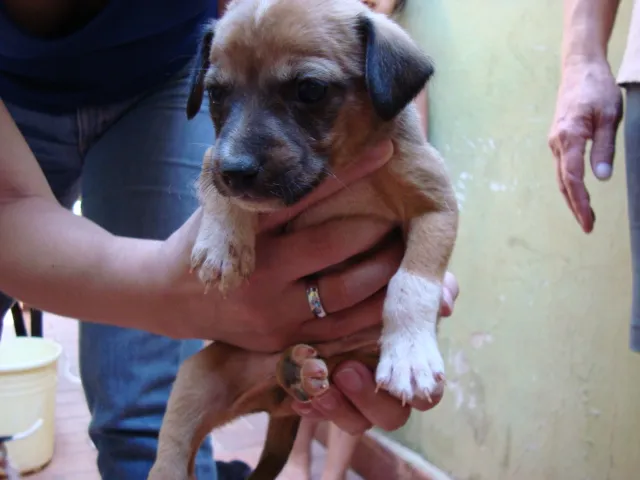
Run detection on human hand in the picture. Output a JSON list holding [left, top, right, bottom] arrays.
[[291, 271, 460, 434], [548, 59, 623, 233], [158, 141, 399, 347]]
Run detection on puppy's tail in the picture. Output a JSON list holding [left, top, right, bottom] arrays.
[[248, 415, 300, 480]]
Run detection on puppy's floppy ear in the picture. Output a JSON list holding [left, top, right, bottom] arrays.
[[187, 20, 216, 120], [356, 14, 434, 121]]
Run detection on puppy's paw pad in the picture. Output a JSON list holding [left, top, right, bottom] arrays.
[[375, 333, 445, 404]]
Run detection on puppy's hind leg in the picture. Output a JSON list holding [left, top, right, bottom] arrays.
[[249, 416, 302, 480], [148, 343, 277, 480]]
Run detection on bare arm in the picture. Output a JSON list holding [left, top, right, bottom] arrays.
[[547, 0, 624, 233], [0, 99, 173, 331], [561, 0, 621, 66]]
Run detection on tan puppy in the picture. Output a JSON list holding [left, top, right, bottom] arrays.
[[148, 0, 458, 479]]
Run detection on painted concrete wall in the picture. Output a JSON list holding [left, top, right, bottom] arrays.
[[392, 1, 640, 479]]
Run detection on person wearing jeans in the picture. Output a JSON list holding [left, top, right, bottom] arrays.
[[0, 1, 459, 478], [548, 0, 640, 352]]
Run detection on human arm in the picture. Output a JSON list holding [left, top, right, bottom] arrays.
[[0, 99, 174, 331], [0, 99, 404, 347], [561, 0, 620, 66], [547, 0, 623, 233]]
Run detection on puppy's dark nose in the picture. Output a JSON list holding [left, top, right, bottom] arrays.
[[220, 155, 260, 192]]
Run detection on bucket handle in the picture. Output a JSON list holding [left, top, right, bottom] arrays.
[[0, 418, 43, 480]]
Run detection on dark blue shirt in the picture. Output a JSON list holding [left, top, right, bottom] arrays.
[[0, 0, 218, 112]]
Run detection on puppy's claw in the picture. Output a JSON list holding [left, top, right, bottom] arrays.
[[290, 345, 318, 365], [375, 331, 445, 405], [300, 358, 329, 397]]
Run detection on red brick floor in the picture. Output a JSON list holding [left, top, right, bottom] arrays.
[[2, 312, 362, 480]]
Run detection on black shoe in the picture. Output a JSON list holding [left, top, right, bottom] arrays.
[[215, 460, 253, 480]]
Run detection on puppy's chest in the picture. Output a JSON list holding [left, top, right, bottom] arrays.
[[287, 179, 398, 233]]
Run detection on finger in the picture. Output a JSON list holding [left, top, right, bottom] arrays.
[[590, 116, 621, 182], [307, 388, 372, 435], [297, 290, 386, 343], [258, 140, 394, 232], [555, 156, 579, 219], [333, 361, 411, 431], [288, 236, 403, 316], [410, 383, 445, 411], [258, 218, 395, 281], [550, 139, 584, 225], [560, 143, 594, 233], [550, 121, 594, 232], [439, 271, 459, 317]]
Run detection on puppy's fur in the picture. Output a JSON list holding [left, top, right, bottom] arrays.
[[148, 1, 458, 479]]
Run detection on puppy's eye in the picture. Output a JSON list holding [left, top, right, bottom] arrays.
[[207, 85, 228, 103], [296, 79, 328, 104]]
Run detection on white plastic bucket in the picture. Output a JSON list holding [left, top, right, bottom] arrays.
[[0, 337, 62, 475]]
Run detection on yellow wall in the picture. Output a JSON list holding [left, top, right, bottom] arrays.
[[393, 1, 640, 479]]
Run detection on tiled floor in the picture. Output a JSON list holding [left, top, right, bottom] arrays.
[[1, 312, 362, 480]]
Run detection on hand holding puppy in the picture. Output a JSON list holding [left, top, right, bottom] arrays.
[[292, 271, 459, 435], [161, 141, 405, 349]]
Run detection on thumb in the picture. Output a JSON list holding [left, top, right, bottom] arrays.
[[590, 121, 619, 182]]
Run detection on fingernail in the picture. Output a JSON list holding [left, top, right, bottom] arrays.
[[441, 290, 453, 316], [315, 391, 338, 411], [594, 163, 612, 180], [335, 367, 363, 393]]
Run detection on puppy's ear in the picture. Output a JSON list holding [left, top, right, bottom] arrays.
[[356, 14, 434, 121], [187, 20, 216, 120]]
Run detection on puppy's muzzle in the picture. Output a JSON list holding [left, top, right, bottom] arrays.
[[218, 154, 261, 194]]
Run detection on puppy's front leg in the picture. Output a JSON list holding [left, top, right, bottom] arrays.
[[376, 207, 458, 404], [191, 195, 257, 294]]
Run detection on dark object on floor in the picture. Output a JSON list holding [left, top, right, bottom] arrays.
[[216, 460, 253, 480]]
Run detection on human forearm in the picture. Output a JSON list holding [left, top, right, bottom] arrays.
[[562, 0, 621, 66], [0, 99, 173, 332], [0, 196, 170, 331]]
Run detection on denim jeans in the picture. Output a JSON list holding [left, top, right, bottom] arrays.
[[624, 83, 640, 353], [0, 63, 217, 479]]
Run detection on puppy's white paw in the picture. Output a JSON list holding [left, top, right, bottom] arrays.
[[375, 331, 445, 404], [375, 268, 445, 404], [190, 227, 255, 295]]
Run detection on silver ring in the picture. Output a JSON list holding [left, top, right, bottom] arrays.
[[306, 283, 327, 318]]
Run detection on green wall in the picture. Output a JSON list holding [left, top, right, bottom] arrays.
[[393, 1, 640, 478]]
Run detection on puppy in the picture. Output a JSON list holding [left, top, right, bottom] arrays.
[[148, 0, 458, 479]]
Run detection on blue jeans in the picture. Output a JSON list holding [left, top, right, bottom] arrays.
[[0, 64, 217, 479], [625, 83, 640, 353]]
